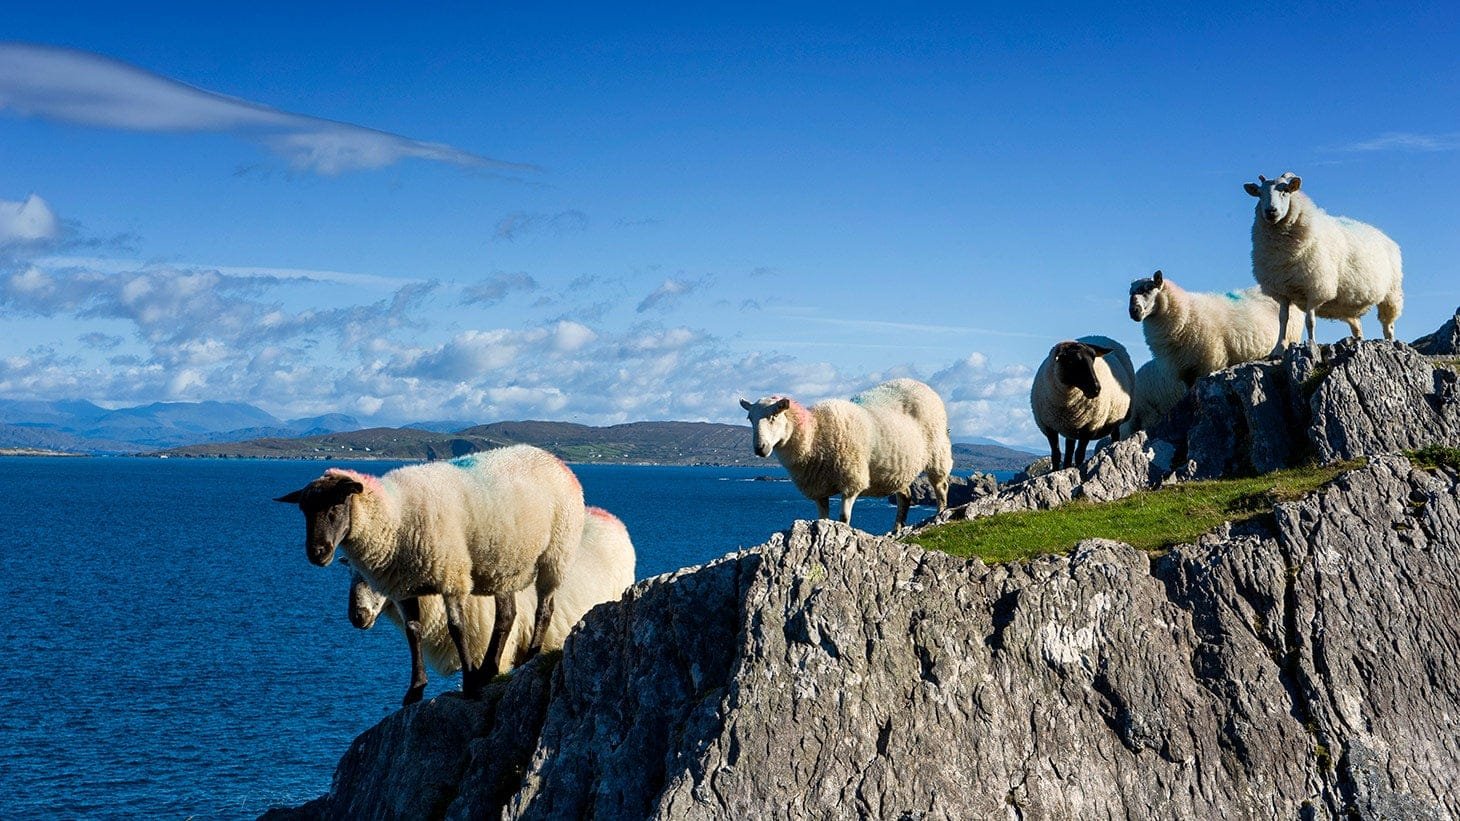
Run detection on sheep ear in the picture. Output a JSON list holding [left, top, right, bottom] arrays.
[[1088, 344, 1114, 357], [774, 398, 791, 413], [1285, 175, 1301, 192], [343, 480, 365, 495], [1152, 270, 1163, 286], [274, 488, 306, 504], [739, 398, 753, 411], [1244, 182, 1261, 197]]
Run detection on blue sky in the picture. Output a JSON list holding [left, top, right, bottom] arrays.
[[1, 3, 1457, 446]]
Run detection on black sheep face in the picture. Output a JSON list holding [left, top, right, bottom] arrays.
[[1053, 341, 1113, 399], [275, 474, 364, 567]]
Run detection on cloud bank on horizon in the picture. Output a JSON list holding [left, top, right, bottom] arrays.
[[0, 43, 530, 175], [0, 195, 1039, 444]]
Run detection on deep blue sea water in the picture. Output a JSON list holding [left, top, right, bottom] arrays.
[[0, 457, 978, 818]]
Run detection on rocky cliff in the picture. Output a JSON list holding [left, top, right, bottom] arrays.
[[264, 333, 1460, 820]]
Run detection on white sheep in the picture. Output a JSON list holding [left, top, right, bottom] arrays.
[[348, 506, 635, 702], [1128, 270, 1301, 385], [275, 444, 585, 700], [1245, 172, 1404, 354], [1118, 357, 1187, 438], [1030, 335, 1135, 470], [739, 377, 953, 531]]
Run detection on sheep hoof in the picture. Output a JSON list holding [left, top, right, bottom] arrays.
[[402, 685, 425, 706]]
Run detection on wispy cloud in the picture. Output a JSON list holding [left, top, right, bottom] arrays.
[[461, 272, 539, 306], [493, 210, 589, 241], [0, 42, 533, 175], [1335, 131, 1460, 153], [636, 277, 707, 313]]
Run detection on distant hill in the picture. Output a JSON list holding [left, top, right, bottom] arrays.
[[157, 420, 1038, 472], [0, 399, 361, 453]]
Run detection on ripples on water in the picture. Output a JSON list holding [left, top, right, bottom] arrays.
[[0, 457, 926, 817]]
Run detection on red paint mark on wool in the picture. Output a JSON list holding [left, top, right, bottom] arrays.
[[555, 457, 582, 489], [325, 468, 382, 492], [587, 506, 621, 525], [788, 399, 812, 429]]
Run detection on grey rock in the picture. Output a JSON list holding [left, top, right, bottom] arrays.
[[1158, 339, 1460, 480], [1412, 306, 1460, 355], [892, 471, 999, 508], [271, 457, 1460, 819], [1013, 455, 1054, 482]]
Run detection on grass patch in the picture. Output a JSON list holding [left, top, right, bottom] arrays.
[[1299, 361, 1335, 397], [1433, 356, 1460, 372], [1409, 444, 1460, 472], [906, 463, 1357, 564]]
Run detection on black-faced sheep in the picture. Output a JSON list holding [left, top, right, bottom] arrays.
[[1245, 172, 1404, 354], [1128, 270, 1300, 385], [739, 377, 953, 531], [275, 444, 585, 697], [348, 506, 635, 703], [1030, 336, 1135, 470]]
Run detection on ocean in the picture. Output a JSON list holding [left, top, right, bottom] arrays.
[[0, 456, 946, 818]]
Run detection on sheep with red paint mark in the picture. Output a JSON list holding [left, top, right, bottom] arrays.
[[347, 506, 635, 701], [275, 444, 585, 702], [739, 377, 953, 532]]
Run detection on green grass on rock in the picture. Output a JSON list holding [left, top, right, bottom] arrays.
[[906, 463, 1357, 564]]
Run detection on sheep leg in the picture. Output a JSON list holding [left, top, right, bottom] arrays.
[[1045, 429, 1062, 471], [1075, 438, 1090, 466], [1378, 296, 1400, 341], [893, 492, 911, 531], [480, 592, 518, 682], [398, 597, 428, 706], [841, 491, 860, 525], [1062, 437, 1077, 469], [815, 497, 831, 519], [524, 590, 554, 662], [1305, 308, 1319, 356], [1270, 301, 1292, 358], [1344, 316, 1364, 339]]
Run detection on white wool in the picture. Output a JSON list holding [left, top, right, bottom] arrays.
[[1247, 173, 1403, 349], [742, 378, 953, 530], [1119, 358, 1187, 438], [353, 506, 636, 676], [1030, 335, 1136, 468], [1131, 273, 1300, 384]]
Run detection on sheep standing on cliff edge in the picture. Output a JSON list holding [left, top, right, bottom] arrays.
[[1245, 172, 1404, 354], [1129, 270, 1300, 385], [348, 506, 635, 703], [275, 444, 585, 698], [1031, 336, 1135, 470], [739, 377, 953, 531]]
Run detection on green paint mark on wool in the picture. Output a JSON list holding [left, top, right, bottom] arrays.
[[450, 455, 479, 469]]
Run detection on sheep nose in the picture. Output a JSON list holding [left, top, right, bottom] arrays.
[[1264, 208, 1279, 219]]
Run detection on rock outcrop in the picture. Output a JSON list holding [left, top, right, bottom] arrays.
[[1413, 307, 1460, 355], [267, 456, 1460, 819]]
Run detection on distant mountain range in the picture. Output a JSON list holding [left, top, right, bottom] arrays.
[[0, 399, 361, 454], [0, 398, 1039, 472]]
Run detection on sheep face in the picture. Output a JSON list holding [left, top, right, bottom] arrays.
[[274, 474, 365, 567], [740, 396, 794, 457], [1051, 341, 1111, 399], [1129, 270, 1164, 322], [348, 569, 387, 629], [1244, 173, 1302, 224]]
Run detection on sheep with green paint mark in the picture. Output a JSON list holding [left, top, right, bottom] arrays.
[[348, 506, 635, 700], [275, 444, 585, 702]]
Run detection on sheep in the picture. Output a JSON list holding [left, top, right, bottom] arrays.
[[1128, 270, 1301, 385], [347, 506, 635, 703], [1118, 357, 1187, 439], [739, 377, 953, 531], [1030, 335, 1135, 470], [1245, 172, 1404, 354], [275, 444, 585, 698]]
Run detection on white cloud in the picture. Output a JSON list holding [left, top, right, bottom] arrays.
[[636, 277, 707, 313], [0, 43, 530, 175], [0, 195, 59, 245], [493, 210, 589, 241], [462, 272, 539, 306], [1336, 132, 1460, 153]]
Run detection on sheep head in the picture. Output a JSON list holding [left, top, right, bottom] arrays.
[[740, 396, 794, 457], [274, 473, 365, 567], [1052, 341, 1112, 399], [1244, 172, 1302, 224], [1128, 270, 1165, 322], [347, 568, 388, 629]]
